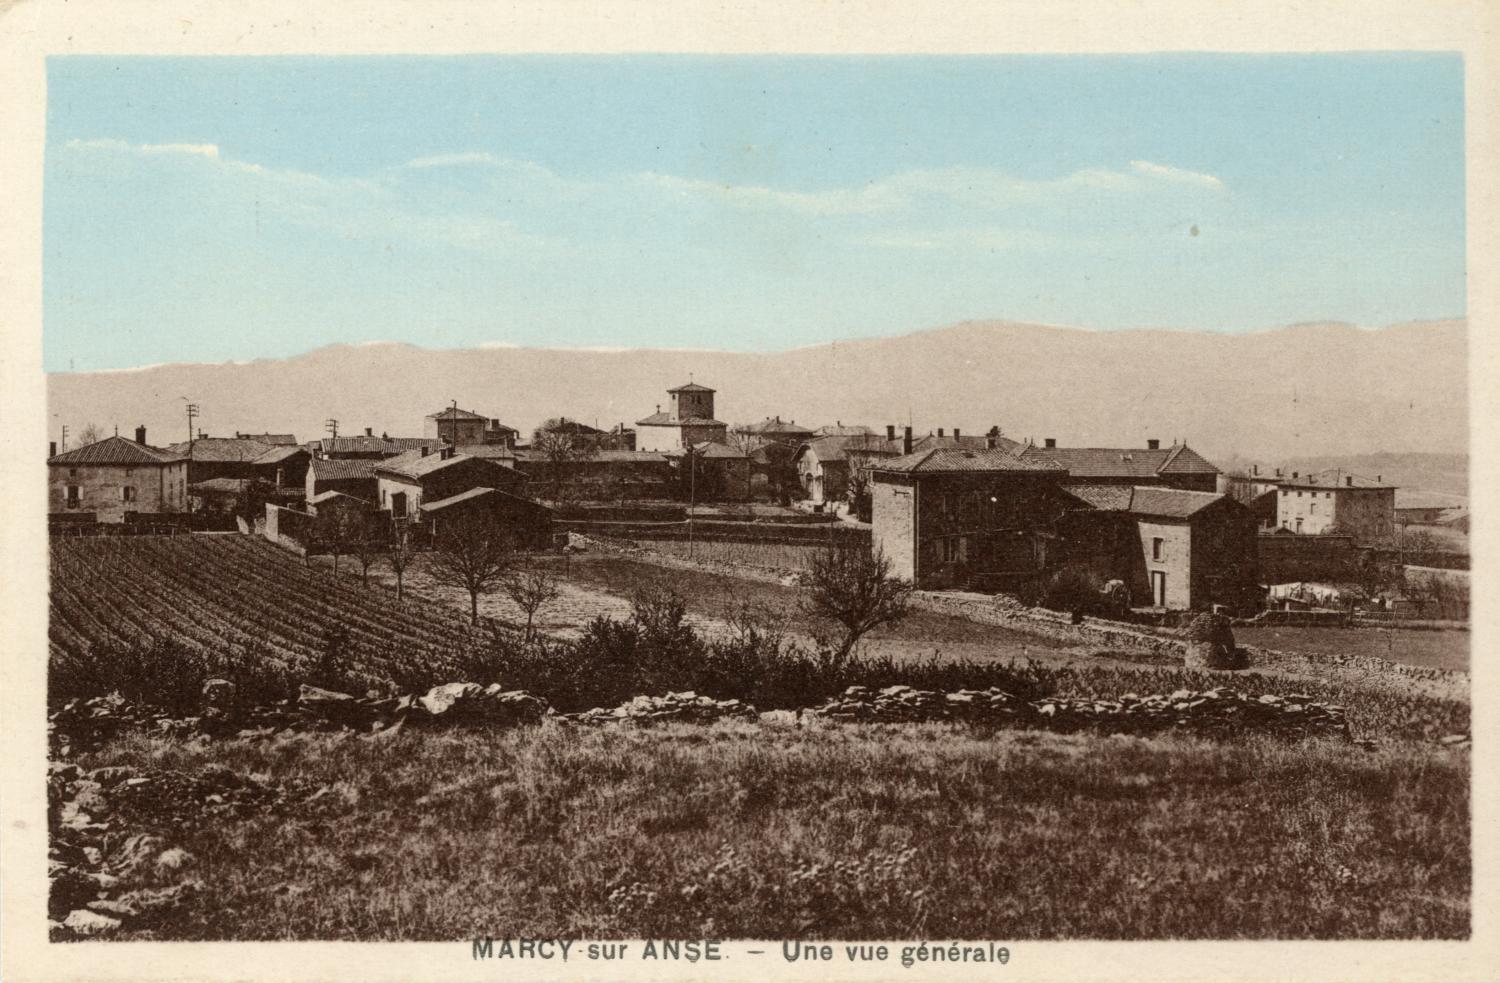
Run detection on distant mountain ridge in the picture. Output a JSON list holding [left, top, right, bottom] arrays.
[[46, 318, 1468, 464]]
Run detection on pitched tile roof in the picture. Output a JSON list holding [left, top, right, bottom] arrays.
[[422, 486, 552, 514], [374, 449, 472, 480], [1016, 443, 1219, 479], [666, 441, 748, 459], [635, 412, 727, 427], [1279, 468, 1396, 490], [1067, 483, 1233, 519], [235, 432, 299, 445], [426, 407, 487, 420], [796, 433, 904, 463], [457, 444, 518, 460], [251, 444, 310, 466], [165, 437, 273, 462], [319, 435, 441, 456], [1128, 486, 1231, 518], [309, 458, 378, 481], [668, 382, 715, 393], [735, 417, 814, 437], [1062, 483, 1135, 511], [48, 436, 181, 466], [812, 423, 874, 437], [873, 447, 1066, 475], [1157, 444, 1222, 475]]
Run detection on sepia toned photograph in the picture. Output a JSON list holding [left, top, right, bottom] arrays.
[[28, 42, 1476, 955]]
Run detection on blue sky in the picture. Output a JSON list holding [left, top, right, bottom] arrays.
[[44, 54, 1465, 372]]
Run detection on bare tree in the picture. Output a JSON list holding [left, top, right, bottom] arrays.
[[428, 509, 514, 625], [502, 564, 561, 641], [78, 422, 105, 446], [350, 512, 386, 587], [801, 542, 914, 661], [532, 419, 597, 506], [387, 517, 414, 601], [315, 505, 360, 575]]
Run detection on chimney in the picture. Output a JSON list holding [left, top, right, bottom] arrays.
[[902, 426, 913, 455], [937, 427, 945, 438], [1377, 474, 1382, 483], [1345, 475, 1353, 487], [953, 428, 961, 440], [1275, 468, 1283, 477], [886, 424, 896, 441], [1044, 438, 1057, 449], [1252, 464, 1259, 476], [1147, 438, 1160, 450], [985, 436, 996, 450], [135, 425, 146, 445], [1292, 471, 1299, 479], [49, 441, 56, 458], [365, 427, 373, 437]]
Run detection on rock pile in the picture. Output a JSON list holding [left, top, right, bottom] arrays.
[[47, 760, 310, 938], [566, 691, 759, 725], [811, 685, 1351, 739], [50, 681, 552, 748]]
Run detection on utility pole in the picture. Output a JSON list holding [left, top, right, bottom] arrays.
[[687, 444, 697, 560], [325, 418, 339, 441], [185, 403, 199, 449]]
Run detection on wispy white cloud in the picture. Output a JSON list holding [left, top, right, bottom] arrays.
[[1129, 159, 1226, 191], [638, 172, 903, 216], [60, 138, 1228, 262]]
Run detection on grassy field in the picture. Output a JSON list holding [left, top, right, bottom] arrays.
[[628, 537, 823, 572], [1237, 624, 1469, 672], [540, 553, 1079, 663], [70, 723, 1469, 941]]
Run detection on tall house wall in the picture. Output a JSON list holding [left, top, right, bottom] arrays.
[[870, 477, 918, 583], [49, 462, 188, 522], [1135, 519, 1193, 609]]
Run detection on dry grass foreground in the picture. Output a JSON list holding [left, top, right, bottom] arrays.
[[68, 721, 1468, 941]]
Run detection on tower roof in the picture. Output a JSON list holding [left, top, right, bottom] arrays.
[[668, 382, 715, 393]]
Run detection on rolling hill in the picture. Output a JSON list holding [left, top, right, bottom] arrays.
[[45, 318, 1467, 465]]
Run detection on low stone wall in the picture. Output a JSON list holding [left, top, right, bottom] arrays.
[[1236, 609, 1351, 627], [813, 684, 1351, 738]]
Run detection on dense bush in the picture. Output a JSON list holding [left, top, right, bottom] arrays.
[[446, 589, 1060, 713]]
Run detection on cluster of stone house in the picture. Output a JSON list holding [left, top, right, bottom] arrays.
[[862, 433, 1261, 609], [49, 373, 1408, 613]]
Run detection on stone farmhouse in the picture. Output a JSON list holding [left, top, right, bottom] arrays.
[[733, 416, 814, 447], [1275, 469, 1396, 541], [795, 431, 904, 505], [869, 446, 1074, 591], [47, 429, 189, 522], [869, 439, 1258, 609], [420, 487, 555, 548], [373, 447, 527, 519], [305, 458, 381, 504], [1062, 485, 1259, 610], [635, 381, 729, 452], [425, 406, 522, 449], [667, 441, 752, 501]]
